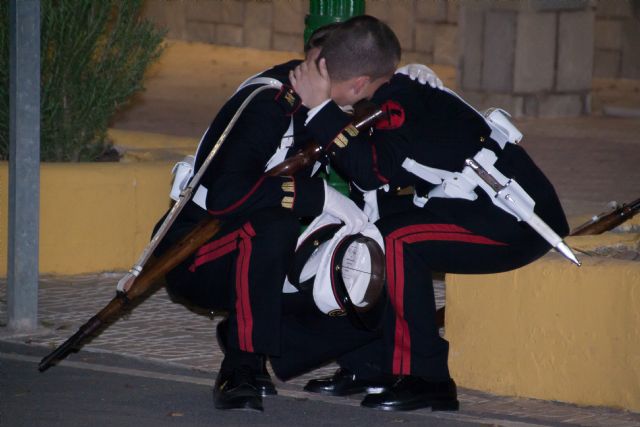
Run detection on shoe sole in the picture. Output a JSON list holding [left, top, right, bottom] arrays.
[[361, 399, 460, 412], [304, 385, 383, 397], [259, 386, 278, 397], [214, 396, 263, 412]]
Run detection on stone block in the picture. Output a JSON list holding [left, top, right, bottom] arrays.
[[523, 94, 539, 116], [593, 49, 621, 78], [387, 1, 416, 50], [595, 19, 623, 50], [467, 0, 522, 12], [186, 21, 217, 43], [157, 1, 188, 40], [216, 24, 244, 46], [415, 22, 436, 53], [482, 10, 517, 92], [596, 0, 633, 17], [458, 5, 484, 90], [220, 0, 244, 25], [365, 0, 391, 21], [416, 0, 447, 22], [621, 18, 640, 79], [401, 50, 435, 66], [434, 24, 457, 66], [447, 0, 459, 23], [273, 32, 303, 52], [244, 1, 273, 49], [244, 27, 272, 50], [141, 0, 167, 28], [538, 93, 586, 117], [530, 0, 589, 11], [245, 1, 273, 30], [273, 0, 306, 35], [513, 11, 556, 93], [458, 90, 525, 117], [557, 10, 594, 91], [186, 1, 222, 22]]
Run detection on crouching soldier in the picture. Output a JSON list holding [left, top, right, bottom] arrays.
[[271, 58, 573, 412]]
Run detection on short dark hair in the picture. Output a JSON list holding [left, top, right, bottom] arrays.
[[320, 15, 401, 81], [304, 22, 342, 54]]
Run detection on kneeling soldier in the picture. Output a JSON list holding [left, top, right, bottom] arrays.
[[272, 57, 571, 412]]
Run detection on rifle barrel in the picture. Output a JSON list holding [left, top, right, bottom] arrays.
[[38, 219, 222, 370], [570, 197, 640, 236]]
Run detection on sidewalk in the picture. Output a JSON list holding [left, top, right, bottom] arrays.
[[2, 276, 640, 427], [2, 41, 640, 425]]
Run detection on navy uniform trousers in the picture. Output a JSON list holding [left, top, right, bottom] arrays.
[[155, 60, 325, 359], [271, 143, 569, 381], [163, 207, 299, 356]]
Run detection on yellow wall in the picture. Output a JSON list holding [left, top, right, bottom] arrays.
[[0, 161, 173, 275], [446, 251, 640, 412]]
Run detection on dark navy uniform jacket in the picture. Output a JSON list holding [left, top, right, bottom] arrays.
[[305, 74, 568, 236], [162, 60, 329, 242], [152, 60, 372, 256]]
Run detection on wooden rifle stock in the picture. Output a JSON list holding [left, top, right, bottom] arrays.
[[39, 105, 384, 371], [38, 219, 222, 371], [570, 197, 640, 236]]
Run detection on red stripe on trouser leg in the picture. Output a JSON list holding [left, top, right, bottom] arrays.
[[189, 231, 239, 272], [385, 224, 507, 376], [194, 231, 239, 258], [235, 226, 255, 352], [386, 235, 411, 375], [189, 241, 237, 272]]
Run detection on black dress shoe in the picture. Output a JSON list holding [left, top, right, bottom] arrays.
[[361, 376, 459, 412], [304, 368, 392, 396], [256, 371, 277, 397], [216, 319, 277, 396], [213, 365, 263, 411]]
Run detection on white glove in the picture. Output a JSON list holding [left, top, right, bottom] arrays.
[[322, 181, 368, 235], [395, 64, 443, 89]]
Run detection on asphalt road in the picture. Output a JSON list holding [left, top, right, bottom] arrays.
[[0, 341, 490, 427]]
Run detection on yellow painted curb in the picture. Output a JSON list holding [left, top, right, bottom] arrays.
[[1, 161, 174, 275], [446, 251, 640, 412], [108, 129, 198, 162]]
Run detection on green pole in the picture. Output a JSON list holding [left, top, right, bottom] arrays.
[[305, 0, 365, 195], [304, 0, 365, 43]]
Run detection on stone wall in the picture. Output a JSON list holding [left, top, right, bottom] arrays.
[[142, 0, 459, 65], [457, 1, 596, 117], [594, 0, 640, 79], [143, 0, 640, 80]]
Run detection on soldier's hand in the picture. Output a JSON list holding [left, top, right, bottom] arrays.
[[395, 63, 443, 89], [290, 51, 331, 108]]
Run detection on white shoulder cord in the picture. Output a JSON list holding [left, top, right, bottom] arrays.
[[117, 79, 283, 292]]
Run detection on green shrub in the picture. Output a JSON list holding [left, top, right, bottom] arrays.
[[0, 0, 165, 161]]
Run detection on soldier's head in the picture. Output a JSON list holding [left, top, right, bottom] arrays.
[[304, 22, 341, 59], [321, 15, 401, 106]]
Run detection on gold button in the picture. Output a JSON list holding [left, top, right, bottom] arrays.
[[480, 136, 485, 142]]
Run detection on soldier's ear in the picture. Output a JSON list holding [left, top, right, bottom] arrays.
[[351, 75, 370, 97]]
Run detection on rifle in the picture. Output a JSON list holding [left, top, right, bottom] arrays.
[[570, 197, 640, 236], [38, 104, 385, 372]]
